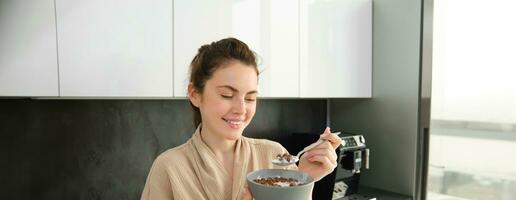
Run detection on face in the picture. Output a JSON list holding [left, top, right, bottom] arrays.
[[189, 61, 258, 141]]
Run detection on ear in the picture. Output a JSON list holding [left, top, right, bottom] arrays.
[[188, 83, 201, 108]]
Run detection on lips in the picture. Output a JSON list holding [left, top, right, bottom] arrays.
[[223, 118, 244, 129]]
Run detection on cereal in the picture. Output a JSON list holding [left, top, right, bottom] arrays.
[[276, 153, 295, 162], [253, 176, 304, 187]]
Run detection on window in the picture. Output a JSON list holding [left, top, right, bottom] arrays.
[[427, 0, 516, 199]]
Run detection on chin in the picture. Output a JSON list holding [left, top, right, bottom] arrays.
[[225, 129, 245, 140], [225, 134, 242, 141]]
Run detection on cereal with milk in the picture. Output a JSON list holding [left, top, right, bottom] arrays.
[[275, 153, 295, 163], [253, 176, 303, 187]]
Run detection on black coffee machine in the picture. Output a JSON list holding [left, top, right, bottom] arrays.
[[332, 134, 371, 200], [279, 132, 371, 200]]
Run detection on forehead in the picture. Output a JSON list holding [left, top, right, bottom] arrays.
[[207, 61, 258, 92]]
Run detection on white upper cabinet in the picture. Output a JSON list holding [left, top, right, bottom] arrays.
[[174, 0, 299, 97], [0, 0, 59, 97], [55, 0, 173, 97], [300, 0, 372, 98], [1, 0, 371, 98]]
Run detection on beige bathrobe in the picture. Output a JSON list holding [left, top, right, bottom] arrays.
[[141, 127, 297, 200]]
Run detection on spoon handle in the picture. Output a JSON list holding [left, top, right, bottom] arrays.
[[296, 132, 341, 158], [296, 139, 324, 158]]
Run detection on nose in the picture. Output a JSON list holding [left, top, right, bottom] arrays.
[[231, 98, 246, 114]]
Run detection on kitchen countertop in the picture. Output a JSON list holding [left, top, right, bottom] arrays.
[[335, 186, 412, 200]]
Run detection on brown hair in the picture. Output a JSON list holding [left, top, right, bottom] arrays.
[[188, 37, 259, 127]]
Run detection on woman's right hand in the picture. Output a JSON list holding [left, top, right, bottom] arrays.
[[243, 185, 253, 200]]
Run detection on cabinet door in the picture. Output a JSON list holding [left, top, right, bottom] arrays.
[[56, 0, 173, 97], [0, 0, 59, 97], [300, 0, 372, 98], [174, 0, 299, 97]]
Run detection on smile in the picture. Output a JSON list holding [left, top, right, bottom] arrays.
[[223, 118, 243, 125], [223, 118, 244, 129]]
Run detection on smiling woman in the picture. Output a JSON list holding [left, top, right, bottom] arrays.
[[188, 39, 259, 142], [140, 38, 342, 200], [187, 38, 259, 129]]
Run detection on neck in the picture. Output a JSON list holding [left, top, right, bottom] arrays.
[[199, 125, 237, 157], [198, 124, 237, 179]]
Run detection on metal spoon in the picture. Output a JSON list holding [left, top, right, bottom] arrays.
[[272, 132, 341, 166]]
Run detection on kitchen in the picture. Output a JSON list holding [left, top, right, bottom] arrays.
[[0, 0, 470, 199]]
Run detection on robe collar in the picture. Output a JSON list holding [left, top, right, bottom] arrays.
[[190, 125, 250, 200]]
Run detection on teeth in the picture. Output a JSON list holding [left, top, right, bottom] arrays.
[[224, 119, 242, 125]]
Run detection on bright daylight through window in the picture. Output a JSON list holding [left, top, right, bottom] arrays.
[[428, 0, 516, 199]]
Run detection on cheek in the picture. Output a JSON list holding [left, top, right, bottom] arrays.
[[205, 99, 231, 116], [246, 103, 257, 119]]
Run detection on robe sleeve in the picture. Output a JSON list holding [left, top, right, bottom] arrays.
[[141, 157, 174, 200]]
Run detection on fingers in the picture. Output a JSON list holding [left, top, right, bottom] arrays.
[[304, 141, 338, 165], [324, 127, 331, 134], [320, 127, 343, 149], [308, 155, 337, 171], [305, 147, 337, 165]]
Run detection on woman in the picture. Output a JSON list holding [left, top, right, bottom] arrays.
[[141, 38, 342, 200]]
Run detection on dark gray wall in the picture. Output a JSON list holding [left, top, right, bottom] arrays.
[[330, 0, 422, 198], [0, 99, 326, 200]]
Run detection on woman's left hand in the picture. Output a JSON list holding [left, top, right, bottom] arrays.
[[298, 127, 342, 181]]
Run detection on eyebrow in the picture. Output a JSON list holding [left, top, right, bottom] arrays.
[[216, 85, 258, 95]]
